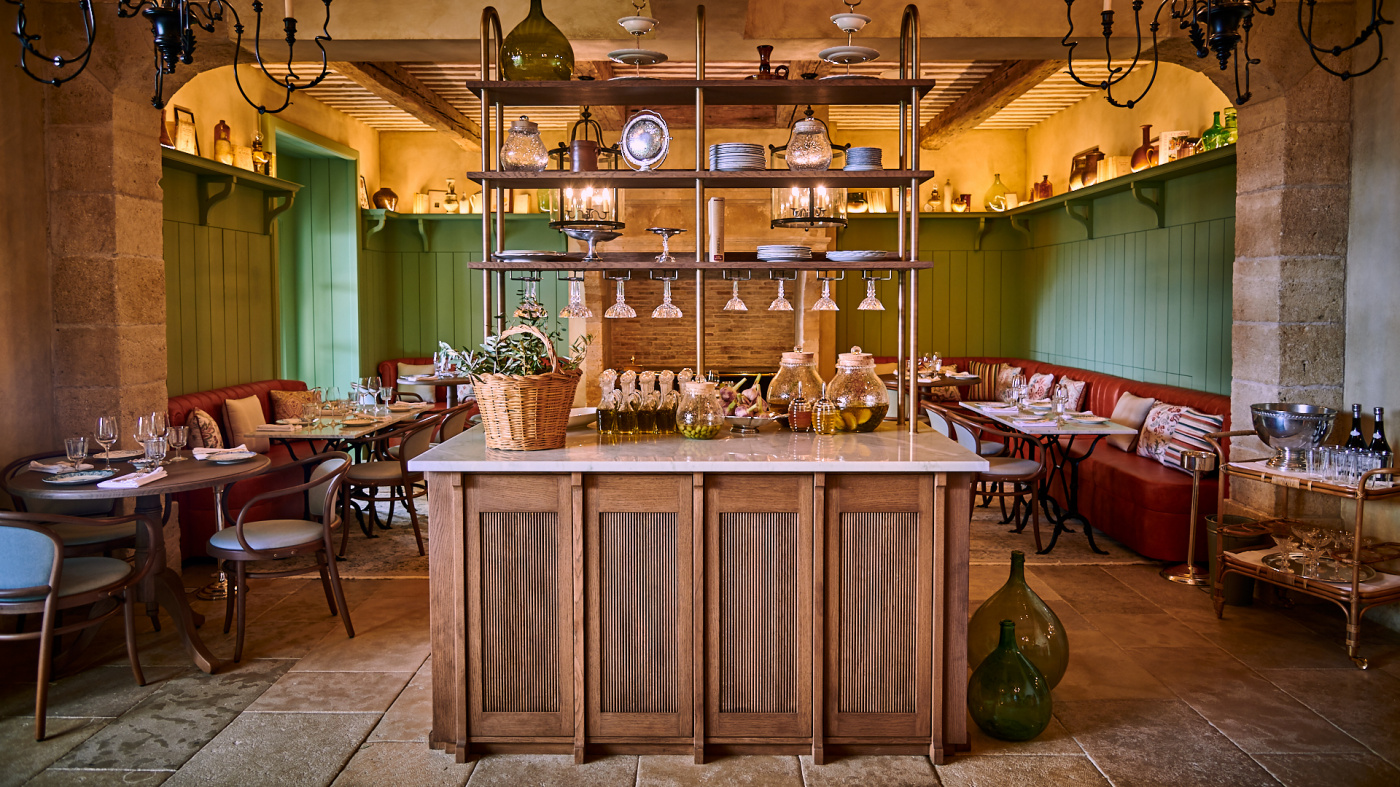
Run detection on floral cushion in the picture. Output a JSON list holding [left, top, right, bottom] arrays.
[[1057, 378, 1087, 411], [186, 408, 222, 450], [967, 361, 1003, 401], [1163, 409, 1226, 473], [924, 385, 960, 402], [994, 366, 1024, 399], [1136, 403, 1188, 462], [269, 389, 321, 422], [1027, 373, 1055, 400]]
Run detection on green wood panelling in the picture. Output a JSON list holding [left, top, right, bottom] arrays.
[[277, 155, 362, 392], [836, 164, 1235, 394], [162, 162, 280, 396], [357, 215, 569, 362]]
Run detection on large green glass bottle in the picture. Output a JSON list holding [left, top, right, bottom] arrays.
[[968, 550, 1069, 688], [1223, 107, 1238, 145], [1201, 112, 1225, 151], [501, 0, 574, 81], [967, 620, 1054, 741]]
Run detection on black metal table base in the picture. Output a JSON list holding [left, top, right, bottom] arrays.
[[1033, 433, 1110, 555]]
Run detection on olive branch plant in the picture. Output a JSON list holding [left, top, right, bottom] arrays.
[[440, 313, 593, 380]]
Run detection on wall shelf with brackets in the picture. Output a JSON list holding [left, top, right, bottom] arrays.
[[160, 147, 300, 232]]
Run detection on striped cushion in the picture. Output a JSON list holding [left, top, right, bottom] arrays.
[[1163, 409, 1225, 473], [967, 361, 1003, 401]]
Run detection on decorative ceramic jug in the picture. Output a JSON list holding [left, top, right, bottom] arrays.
[[1131, 124, 1156, 172], [501, 0, 574, 81], [968, 550, 1069, 688], [967, 620, 1054, 741]]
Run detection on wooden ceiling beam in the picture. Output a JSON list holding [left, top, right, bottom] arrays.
[[329, 61, 481, 149], [918, 59, 1064, 150]]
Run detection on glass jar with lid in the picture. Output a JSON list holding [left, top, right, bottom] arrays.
[[828, 346, 888, 432], [676, 381, 725, 440], [784, 108, 833, 172], [501, 115, 550, 171], [768, 351, 824, 417]]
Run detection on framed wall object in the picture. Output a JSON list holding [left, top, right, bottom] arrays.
[[358, 175, 371, 209]]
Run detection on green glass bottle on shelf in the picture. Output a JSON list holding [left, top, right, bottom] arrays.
[[1223, 106, 1238, 145], [501, 0, 574, 81], [983, 173, 1012, 212], [967, 620, 1054, 741], [968, 550, 1069, 688], [1201, 112, 1225, 151]]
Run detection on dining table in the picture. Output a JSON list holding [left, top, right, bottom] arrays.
[[242, 406, 432, 460], [397, 374, 473, 408], [4, 452, 274, 674], [959, 401, 1137, 555], [881, 372, 982, 399]]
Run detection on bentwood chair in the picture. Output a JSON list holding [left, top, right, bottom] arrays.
[[0, 511, 158, 740], [925, 406, 1005, 457], [342, 416, 439, 558], [206, 452, 354, 663], [947, 412, 1048, 552], [2, 452, 135, 557]]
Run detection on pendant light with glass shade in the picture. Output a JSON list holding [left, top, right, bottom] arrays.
[[769, 270, 796, 312], [722, 270, 750, 312]]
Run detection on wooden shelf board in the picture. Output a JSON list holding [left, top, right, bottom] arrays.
[[469, 252, 933, 271], [363, 209, 548, 221], [161, 147, 301, 192], [464, 79, 937, 107], [468, 170, 936, 189]]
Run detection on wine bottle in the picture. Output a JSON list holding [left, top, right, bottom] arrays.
[[1346, 404, 1367, 449], [1370, 407, 1391, 482]]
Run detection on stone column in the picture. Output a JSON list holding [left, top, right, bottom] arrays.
[[1229, 65, 1352, 517], [44, 5, 169, 448]]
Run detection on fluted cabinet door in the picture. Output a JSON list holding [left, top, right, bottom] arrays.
[[586, 475, 694, 738], [823, 474, 934, 739], [705, 475, 813, 738], [466, 474, 574, 738]]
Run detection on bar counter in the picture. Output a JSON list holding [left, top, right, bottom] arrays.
[[412, 424, 987, 765]]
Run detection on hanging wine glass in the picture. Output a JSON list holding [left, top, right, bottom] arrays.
[[558, 273, 594, 318], [514, 276, 549, 320], [605, 274, 637, 318], [812, 277, 840, 311], [652, 271, 683, 319], [722, 270, 749, 312], [769, 277, 794, 311], [857, 275, 884, 311]]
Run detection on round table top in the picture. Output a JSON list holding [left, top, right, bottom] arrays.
[[5, 452, 272, 501], [880, 373, 981, 388], [398, 375, 473, 386]]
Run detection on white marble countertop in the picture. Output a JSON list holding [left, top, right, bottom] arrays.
[[410, 423, 989, 474]]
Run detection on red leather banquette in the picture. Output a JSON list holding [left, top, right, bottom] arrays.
[[937, 357, 1232, 562], [167, 380, 309, 560]]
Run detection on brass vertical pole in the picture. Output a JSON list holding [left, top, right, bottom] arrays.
[[896, 270, 906, 426], [695, 5, 706, 371], [903, 4, 921, 434], [479, 8, 501, 338]]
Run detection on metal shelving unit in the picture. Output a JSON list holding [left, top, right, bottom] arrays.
[[471, 3, 930, 430]]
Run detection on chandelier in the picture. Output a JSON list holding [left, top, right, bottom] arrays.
[[7, 1, 335, 112], [1063, 0, 1390, 107]]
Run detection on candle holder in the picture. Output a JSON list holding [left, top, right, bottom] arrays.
[[771, 186, 847, 230]]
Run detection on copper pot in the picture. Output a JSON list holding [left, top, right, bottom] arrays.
[[372, 187, 399, 211]]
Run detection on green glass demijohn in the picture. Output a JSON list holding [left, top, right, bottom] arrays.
[[967, 620, 1053, 741], [501, 0, 574, 81], [1202, 112, 1225, 151], [968, 550, 1069, 688], [1223, 107, 1238, 145]]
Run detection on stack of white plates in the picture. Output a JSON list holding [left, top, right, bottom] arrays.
[[826, 250, 897, 262], [844, 147, 884, 171], [709, 143, 767, 171], [757, 244, 812, 261]]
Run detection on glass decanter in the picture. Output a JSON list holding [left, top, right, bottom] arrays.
[[617, 370, 640, 434], [968, 550, 1069, 688], [984, 173, 1012, 212], [596, 369, 619, 434], [785, 109, 833, 172], [967, 620, 1053, 741], [656, 370, 678, 434], [637, 371, 659, 434]]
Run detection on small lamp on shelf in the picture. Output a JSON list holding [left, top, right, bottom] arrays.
[[771, 186, 847, 230]]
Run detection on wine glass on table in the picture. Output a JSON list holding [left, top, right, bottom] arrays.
[[65, 436, 88, 469], [366, 376, 383, 416], [95, 415, 118, 470], [133, 416, 157, 468], [167, 425, 189, 461]]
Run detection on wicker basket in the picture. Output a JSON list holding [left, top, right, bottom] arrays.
[[472, 325, 582, 450]]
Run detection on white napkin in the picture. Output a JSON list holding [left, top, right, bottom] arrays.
[[256, 423, 298, 432], [193, 444, 248, 460], [1012, 420, 1054, 429], [97, 468, 168, 489], [29, 460, 95, 474], [982, 406, 1019, 414], [949, 372, 976, 378]]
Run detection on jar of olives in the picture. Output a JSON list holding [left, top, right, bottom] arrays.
[[767, 351, 824, 418], [676, 381, 725, 440], [827, 346, 888, 432]]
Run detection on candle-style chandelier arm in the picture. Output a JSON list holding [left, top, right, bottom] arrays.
[[1298, 0, 1391, 80], [1061, 0, 1172, 109], [231, 0, 334, 115], [117, 0, 231, 108], [8, 0, 97, 86]]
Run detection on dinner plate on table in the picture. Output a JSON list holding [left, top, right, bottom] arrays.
[[43, 469, 117, 485], [92, 449, 144, 460], [1071, 414, 1108, 423], [341, 418, 376, 427], [276, 418, 311, 425], [212, 451, 257, 464]]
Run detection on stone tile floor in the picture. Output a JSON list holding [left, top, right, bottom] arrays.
[[3, 560, 1400, 786]]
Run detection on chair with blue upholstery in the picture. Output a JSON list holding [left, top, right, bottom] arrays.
[[947, 411, 1048, 552], [0, 511, 158, 740], [3, 452, 135, 557], [205, 452, 354, 663]]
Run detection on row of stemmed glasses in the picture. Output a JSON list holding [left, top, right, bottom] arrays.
[[86, 413, 187, 472]]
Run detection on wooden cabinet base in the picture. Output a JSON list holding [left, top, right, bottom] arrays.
[[428, 470, 972, 764]]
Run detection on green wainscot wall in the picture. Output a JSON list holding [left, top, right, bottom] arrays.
[[835, 150, 1236, 395]]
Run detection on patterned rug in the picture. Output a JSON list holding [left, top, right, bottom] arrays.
[[294, 492, 1152, 580]]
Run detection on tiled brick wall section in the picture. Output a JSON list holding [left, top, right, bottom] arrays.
[[605, 274, 798, 371]]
